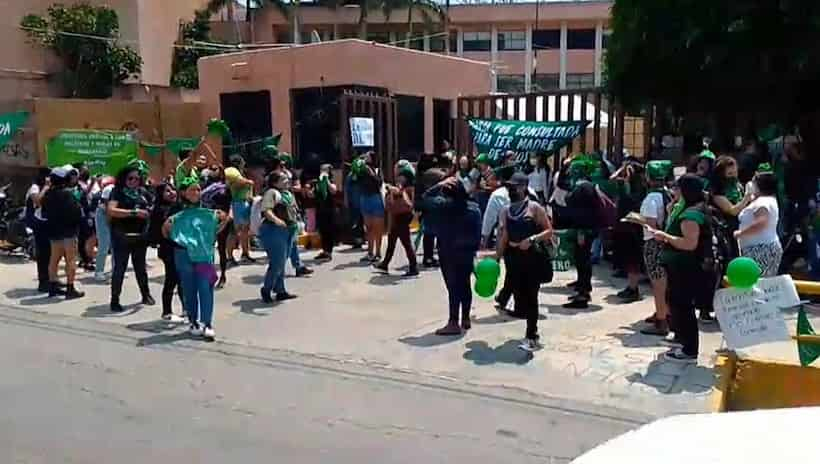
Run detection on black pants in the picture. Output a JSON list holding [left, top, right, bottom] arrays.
[[33, 223, 51, 287], [574, 231, 596, 296], [317, 208, 336, 254], [507, 249, 542, 340], [217, 219, 232, 281], [421, 214, 436, 262], [496, 255, 514, 308], [78, 218, 92, 265], [382, 213, 416, 270], [439, 249, 473, 324], [666, 263, 699, 356], [160, 250, 183, 316], [110, 234, 150, 304]]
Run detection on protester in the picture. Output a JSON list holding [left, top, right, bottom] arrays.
[[41, 166, 84, 299], [416, 150, 445, 267], [456, 155, 479, 194], [735, 172, 782, 276], [563, 159, 601, 309], [163, 177, 228, 341], [358, 151, 385, 263], [25, 168, 52, 293], [310, 164, 338, 262], [225, 155, 255, 263], [420, 173, 481, 336], [271, 158, 313, 276], [711, 155, 751, 259], [107, 161, 154, 313], [495, 172, 553, 351], [472, 154, 495, 215], [376, 163, 417, 276], [258, 172, 298, 303], [610, 159, 646, 303], [344, 162, 365, 249], [75, 165, 95, 271], [201, 169, 233, 288], [650, 174, 713, 363], [147, 182, 186, 322], [527, 153, 551, 205], [639, 161, 672, 336], [480, 167, 513, 250], [692, 151, 715, 188], [93, 176, 116, 282]]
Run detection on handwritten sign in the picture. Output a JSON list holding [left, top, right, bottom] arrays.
[[350, 117, 374, 147], [713, 276, 798, 349], [467, 118, 589, 164]]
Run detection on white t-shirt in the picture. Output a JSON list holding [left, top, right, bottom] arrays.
[[528, 167, 549, 194], [640, 191, 666, 240], [25, 183, 43, 221], [738, 196, 780, 248]]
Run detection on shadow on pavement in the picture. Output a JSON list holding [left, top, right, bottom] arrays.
[[136, 331, 198, 347], [474, 311, 546, 325], [232, 298, 274, 316], [16, 295, 62, 306], [126, 319, 185, 334], [607, 328, 666, 349], [603, 294, 646, 306], [82, 303, 141, 318], [332, 260, 373, 271], [626, 358, 715, 395], [463, 340, 533, 366], [241, 274, 264, 286], [399, 331, 464, 347], [368, 273, 408, 286], [546, 303, 604, 316], [4, 288, 43, 300]]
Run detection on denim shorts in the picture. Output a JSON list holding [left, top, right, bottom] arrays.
[[232, 200, 251, 226], [360, 194, 385, 218]]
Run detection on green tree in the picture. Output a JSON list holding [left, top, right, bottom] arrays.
[[605, 0, 820, 150], [171, 10, 227, 89], [20, 3, 142, 98]]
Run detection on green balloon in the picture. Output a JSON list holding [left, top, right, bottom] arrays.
[[474, 258, 501, 279], [474, 279, 497, 298], [726, 257, 762, 288]]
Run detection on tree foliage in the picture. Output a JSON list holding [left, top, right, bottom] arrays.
[[605, 0, 820, 127], [21, 3, 142, 98], [170, 11, 227, 89]]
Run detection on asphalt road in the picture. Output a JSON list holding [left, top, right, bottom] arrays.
[[0, 306, 644, 463]]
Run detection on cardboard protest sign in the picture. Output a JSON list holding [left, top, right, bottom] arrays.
[[713, 276, 798, 350], [467, 118, 589, 164]]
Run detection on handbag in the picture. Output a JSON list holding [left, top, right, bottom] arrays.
[[533, 239, 555, 283]]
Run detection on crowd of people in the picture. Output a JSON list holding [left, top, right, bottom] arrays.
[[19, 135, 816, 359]]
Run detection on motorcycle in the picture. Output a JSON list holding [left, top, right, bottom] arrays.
[[0, 184, 35, 259]]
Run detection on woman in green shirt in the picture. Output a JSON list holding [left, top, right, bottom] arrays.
[[647, 174, 712, 363], [711, 156, 752, 259]]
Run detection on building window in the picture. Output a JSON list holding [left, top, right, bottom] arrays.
[[450, 31, 458, 52], [532, 29, 560, 50], [497, 74, 525, 94], [409, 34, 424, 50], [566, 73, 595, 89], [430, 33, 446, 52], [567, 29, 596, 50], [463, 31, 491, 52], [533, 74, 559, 91], [498, 31, 525, 51]]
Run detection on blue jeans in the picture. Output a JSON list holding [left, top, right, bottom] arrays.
[[289, 238, 303, 269], [95, 208, 111, 275], [174, 248, 215, 327], [259, 223, 292, 295], [439, 249, 474, 325]]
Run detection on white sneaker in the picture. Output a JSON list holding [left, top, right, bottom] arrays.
[[189, 324, 204, 337], [203, 327, 215, 341], [518, 338, 543, 353], [162, 314, 186, 323]]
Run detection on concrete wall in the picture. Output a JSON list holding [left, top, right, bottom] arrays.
[[198, 40, 492, 154]]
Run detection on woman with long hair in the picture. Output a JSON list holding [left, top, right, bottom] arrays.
[[649, 174, 713, 363], [258, 172, 298, 303], [308, 163, 338, 262], [638, 161, 672, 336], [163, 178, 228, 340], [527, 153, 551, 205], [735, 172, 782, 276], [41, 166, 84, 299], [149, 182, 186, 322], [358, 152, 386, 263], [711, 156, 753, 256], [107, 161, 154, 313]]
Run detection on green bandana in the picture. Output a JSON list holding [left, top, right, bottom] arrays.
[[724, 179, 743, 204], [698, 150, 716, 160], [646, 160, 672, 181], [127, 159, 150, 179], [317, 175, 329, 200], [278, 152, 293, 167], [351, 158, 367, 180], [280, 190, 295, 206], [206, 118, 231, 138], [475, 153, 491, 166], [121, 187, 141, 202], [757, 163, 773, 173]]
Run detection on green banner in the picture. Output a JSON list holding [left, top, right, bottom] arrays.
[[797, 306, 820, 367], [46, 130, 138, 176], [0, 111, 30, 150], [468, 118, 589, 164], [552, 229, 576, 272]]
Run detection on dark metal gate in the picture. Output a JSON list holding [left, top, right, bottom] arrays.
[[339, 89, 398, 181], [455, 88, 642, 167]]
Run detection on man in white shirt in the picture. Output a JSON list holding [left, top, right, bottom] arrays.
[[480, 185, 510, 250]]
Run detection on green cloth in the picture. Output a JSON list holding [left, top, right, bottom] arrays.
[[166, 138, 200, 158], [757, 163, 773, 173], [229, 182, 251, 201], [316, 175, 330, 200], [797, 306, 820, 367], [175, 162, 199, 190], [46, 130, 137, 176], [0, 111, 29, 151], [280, 191, 299, 233], [662, 206, 706, 267], [140, 142, 164, 157], [646, 160, 672, 180], [698, 149, 716, 160], [169, 207, 219, 264], [721, 179, 743, 204], [127, 159, 149, 178]]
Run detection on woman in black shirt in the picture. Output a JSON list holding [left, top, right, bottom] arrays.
[[41, 167, 84, 299], [107, 164, 155, 313], [149, 182, 185, 321]]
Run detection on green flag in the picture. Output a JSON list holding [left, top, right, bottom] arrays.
[[0, 111, 30, 150], [468, 118, 589, 165], [140, 141, 165, 157], [46, 130, 138, 176], [166, 137, 200, 158], [797, 306, 820, 367]]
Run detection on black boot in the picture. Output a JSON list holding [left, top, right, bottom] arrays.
[[65, 285, 84, 300]]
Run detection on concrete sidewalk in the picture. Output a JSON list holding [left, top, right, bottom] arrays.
[[1, 246, 813, 417]]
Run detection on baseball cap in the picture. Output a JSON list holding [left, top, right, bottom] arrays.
[[505, 172, 529, 187]]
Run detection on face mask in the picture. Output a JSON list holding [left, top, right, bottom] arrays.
[[508, 187, 525, 203]]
